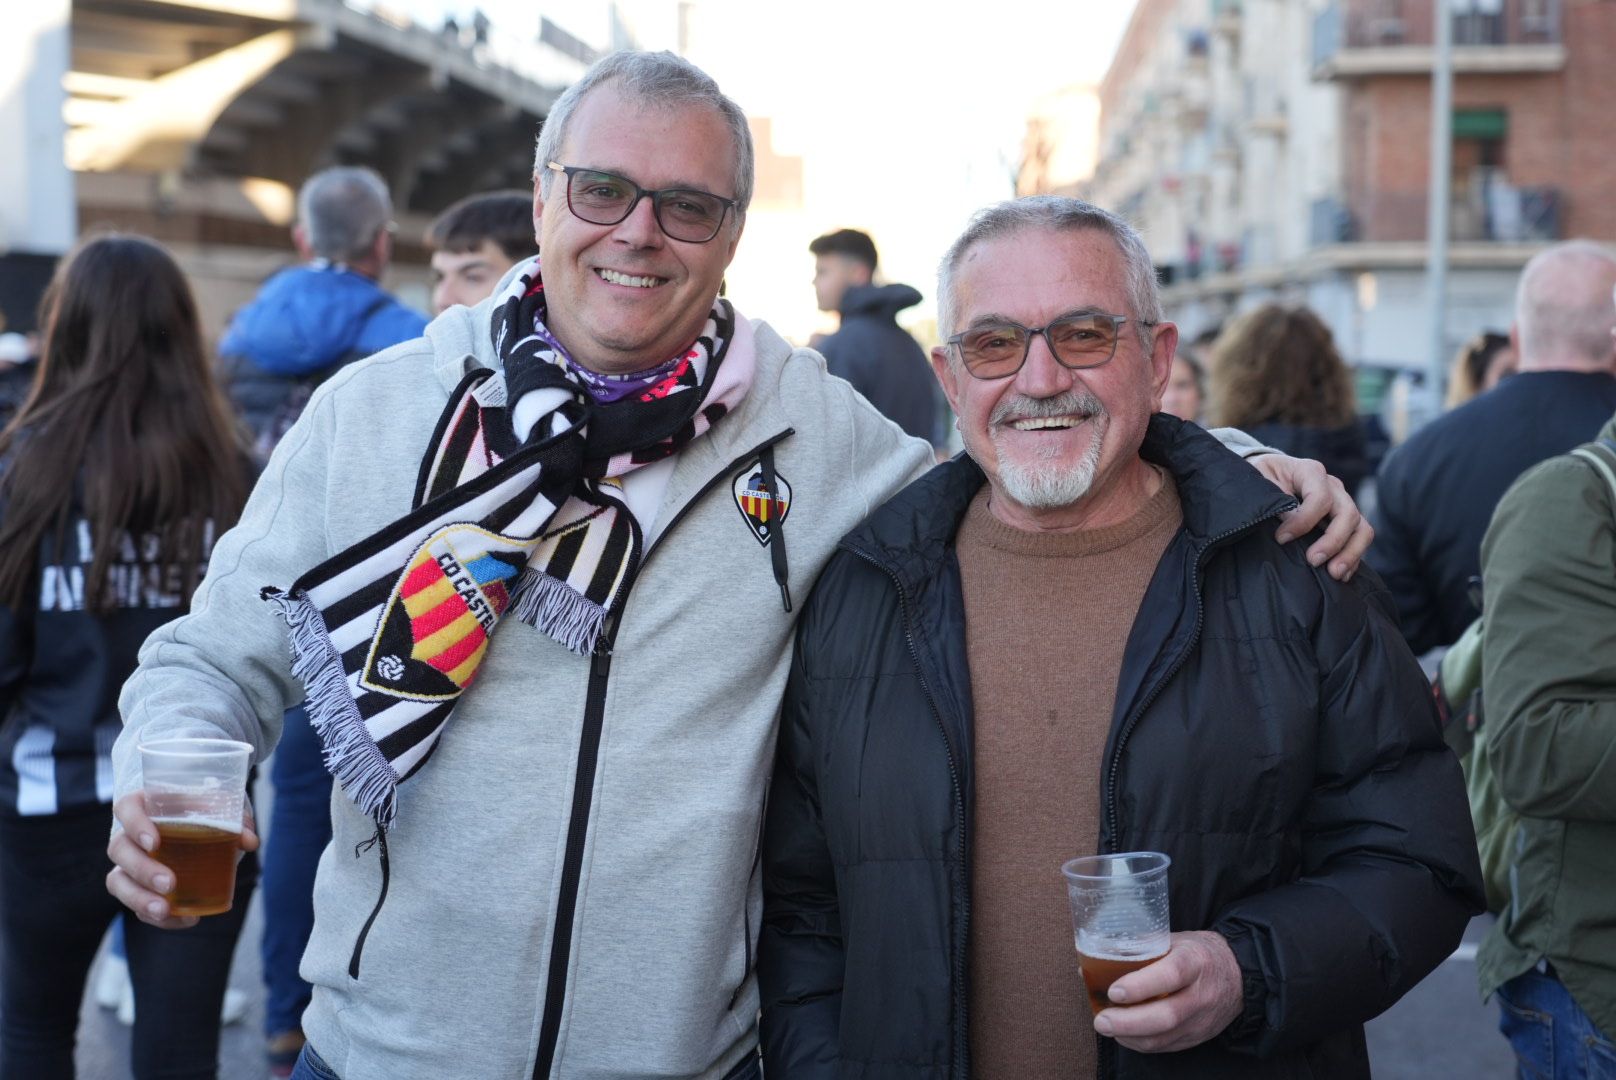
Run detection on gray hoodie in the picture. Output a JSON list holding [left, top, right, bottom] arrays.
[[114, 290, 934, 1080]]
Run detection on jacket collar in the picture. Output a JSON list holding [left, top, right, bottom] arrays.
[[843, 413, 1297, 592]]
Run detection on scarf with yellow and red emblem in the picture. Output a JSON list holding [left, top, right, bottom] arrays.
[[263, 258, 752, 826]]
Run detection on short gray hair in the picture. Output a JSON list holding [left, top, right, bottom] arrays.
[[534, 51, 754, 220], [936, 196, 1162, 345], [1515, 239, 1616, 367], [297, 166, 393, 264]]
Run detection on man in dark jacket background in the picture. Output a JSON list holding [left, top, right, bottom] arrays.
[[1367, 240, 1616, 655], [220, 165, 427, 462], [809, 228, 943, 445], [760, 197, 1483, 1078]]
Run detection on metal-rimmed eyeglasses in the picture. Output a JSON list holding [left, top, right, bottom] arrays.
[[946, 312, 1158, 380], [546, 162, 739, 244]]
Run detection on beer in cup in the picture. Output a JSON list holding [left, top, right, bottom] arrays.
[[1062, 852, 1172, 1016], [139, 737, 252, 917]]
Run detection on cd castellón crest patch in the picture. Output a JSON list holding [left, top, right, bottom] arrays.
[[732, 466, 792, 546]]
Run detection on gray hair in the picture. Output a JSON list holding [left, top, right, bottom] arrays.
[[1514, 239, 1616, 368], [534, 51, 754, 221], [936, 196, 1162, 346], [296, 166, 393, 264]]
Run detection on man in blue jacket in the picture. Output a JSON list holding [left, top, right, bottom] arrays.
[[217, 163, 427, 1077], [221, 165, 427, 462]]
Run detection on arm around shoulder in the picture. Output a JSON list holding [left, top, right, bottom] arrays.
[[836, 371, 934, 511]]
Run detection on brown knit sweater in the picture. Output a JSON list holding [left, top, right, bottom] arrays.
[[959, 473, 1183, 1078]]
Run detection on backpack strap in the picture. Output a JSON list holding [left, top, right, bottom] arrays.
[[1569, 438, 1616, 504]]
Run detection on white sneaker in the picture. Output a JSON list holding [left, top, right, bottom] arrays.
[[219, 988, 249, 1026], [116, 979, 135, 1027], [93, 954, 130, 1011]]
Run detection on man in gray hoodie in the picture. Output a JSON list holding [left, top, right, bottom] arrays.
[[105, 51, 1372, 1080]]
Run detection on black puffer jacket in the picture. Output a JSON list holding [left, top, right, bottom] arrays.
[[759, 416, 1483, 1079]]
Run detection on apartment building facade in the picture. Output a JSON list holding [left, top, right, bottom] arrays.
[[1071, 0, 1613, 391]]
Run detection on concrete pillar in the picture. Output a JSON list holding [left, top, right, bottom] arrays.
[[0, 0, 76, 256]]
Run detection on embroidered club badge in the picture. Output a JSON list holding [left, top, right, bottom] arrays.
[[733, 467, 792, 546]]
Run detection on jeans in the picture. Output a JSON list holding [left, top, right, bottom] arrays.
[[1497, 968, 1616, 1080], [289, 1044, 341, 1080], [0, 803, 257, 1080], [261, 704, 333, 1037]]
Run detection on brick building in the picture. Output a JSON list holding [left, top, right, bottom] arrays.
[[1048, 0, 1615, 411]]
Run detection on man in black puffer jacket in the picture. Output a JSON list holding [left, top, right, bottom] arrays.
[[759, 197, 1483, 1079]]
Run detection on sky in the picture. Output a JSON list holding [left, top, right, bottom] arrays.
[[394, 0, 1135, 339]]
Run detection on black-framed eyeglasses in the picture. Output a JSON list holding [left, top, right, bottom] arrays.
[[945, 312, 1158, 380], [546, 162, 738, 244]]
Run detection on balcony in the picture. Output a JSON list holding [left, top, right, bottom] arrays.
[[1212, 0, 1241, 38], [1326, 183, 1561, 246], [1313, 0, 1564, 79]]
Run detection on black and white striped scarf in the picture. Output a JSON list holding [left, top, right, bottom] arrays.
[[263, 260, 746, 826]]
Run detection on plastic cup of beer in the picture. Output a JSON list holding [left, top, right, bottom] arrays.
[[1062, 852, 1172, 1016], [139, 737, 252, 917]]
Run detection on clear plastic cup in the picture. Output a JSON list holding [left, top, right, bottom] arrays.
[[1062, 851, 1172, 1015], [139, 737, 253, 917]]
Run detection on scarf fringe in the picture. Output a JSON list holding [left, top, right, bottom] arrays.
[[262, 588, 400, 828], [508, 569, 606, 655]]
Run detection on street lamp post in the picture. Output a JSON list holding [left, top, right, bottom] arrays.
[[1425, 0, 1454, 412]]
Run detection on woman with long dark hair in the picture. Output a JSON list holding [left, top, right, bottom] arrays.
[[0, 234, 254, 1079]]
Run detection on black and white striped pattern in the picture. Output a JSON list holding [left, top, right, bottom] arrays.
[[261, 262, 744, 828], [265, 375, 599, 825]]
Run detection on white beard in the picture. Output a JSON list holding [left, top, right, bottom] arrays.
[[991, 412, 1108, 508]]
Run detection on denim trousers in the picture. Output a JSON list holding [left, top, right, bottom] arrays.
[[289, 1044, 340, 1080], [260, 704, 334, 1037], [1497, 967, 1616, 1080]]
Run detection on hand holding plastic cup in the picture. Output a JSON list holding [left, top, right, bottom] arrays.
[[1062, 852, 1172, 1016], [139, 737, 252, 917]]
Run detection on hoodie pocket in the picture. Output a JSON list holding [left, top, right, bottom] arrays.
[[726, 781, 769, 1013]]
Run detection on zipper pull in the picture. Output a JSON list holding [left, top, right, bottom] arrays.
[[591, 618, 616, 675]]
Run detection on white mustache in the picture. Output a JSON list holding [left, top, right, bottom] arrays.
[[990, 391, 1106, 426]]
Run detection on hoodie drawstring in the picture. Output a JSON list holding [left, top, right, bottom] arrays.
[[760, 446, 792, 613]]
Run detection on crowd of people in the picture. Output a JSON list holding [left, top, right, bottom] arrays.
[[0, 46, 1609, 1080]]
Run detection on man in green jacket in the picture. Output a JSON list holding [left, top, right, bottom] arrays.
[[1477, 409, 1616, 1075]]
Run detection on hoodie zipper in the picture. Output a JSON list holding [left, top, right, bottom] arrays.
[[1095, 500, 1293, 1080], [848, 546, 970, 1080], [530, 429, 792, 1080]]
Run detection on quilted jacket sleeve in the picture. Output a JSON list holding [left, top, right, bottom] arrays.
[[1210, 567, 1485, 1056]]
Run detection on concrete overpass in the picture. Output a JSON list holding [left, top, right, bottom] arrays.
[[4, 0, 571, 334], [68, 0, 560, 212]]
